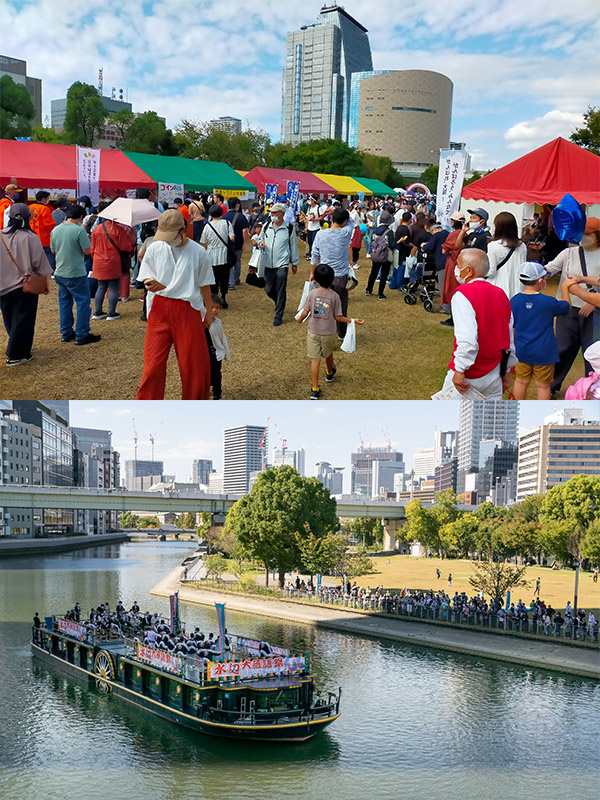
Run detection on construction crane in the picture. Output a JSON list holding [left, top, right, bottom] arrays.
[[132, 418, 138, 465], [259, 417, 270, 470], [274, 422, 287, 451], [149, 423, 163, 472], [382, 427, 392, 450]]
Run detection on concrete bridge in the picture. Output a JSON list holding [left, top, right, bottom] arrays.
[[0, 486, 407, 548]]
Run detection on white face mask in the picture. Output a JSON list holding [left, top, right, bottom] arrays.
[[469, 220, 481, 230], [455, 266, 467, 284]]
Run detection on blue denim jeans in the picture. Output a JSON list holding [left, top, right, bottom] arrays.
[[54, 275, 91, 340], [94, 278, 120, 316]]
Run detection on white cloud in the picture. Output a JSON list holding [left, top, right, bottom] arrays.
[[112, 408, 132, 416], [84, 407, 101, 413], [504, 110, 584, 150]]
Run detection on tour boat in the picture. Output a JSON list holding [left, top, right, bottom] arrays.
[[31, 614, 341, 741]]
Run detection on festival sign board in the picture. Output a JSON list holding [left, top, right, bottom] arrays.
[[435, 149, 466, 229], [236, 637, 289, 658], [286, 180, 300, 210], [214, 188, 256, 201], [136, 643, 183, 675], [76, 147, 101, 207], [57, 618, 87, 640], [265, 183, 279, 204], [207, 655, 306, 682], [158, 182, 184, 208], [27, 188, 77, 201]]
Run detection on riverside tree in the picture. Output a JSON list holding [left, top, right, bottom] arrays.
[[224, 466, 338, 588], [540, 474, 600, 565], [469, 561, 529, 604], [404, 489, 463, 558]]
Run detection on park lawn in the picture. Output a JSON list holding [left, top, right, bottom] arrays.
[[0, 243, 584, 400], [337, 554, 600, 616]]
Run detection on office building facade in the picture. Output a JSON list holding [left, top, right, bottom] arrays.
[[0, 409, 41, 537], [223, 426, 266, 494], [210, 116, 242, 134], [351, 447, 404, 497], [433, 430, 458, 470], [457, 400, 519, 494], [314, 461, 344, 495], [282, 5, 373, 144], [193, 459, 214, 487], [413, 447, 435, 480], [516, 412, 600, 501], [272, 447, 305, 476], [355, 70, 452, 176], [71, 426, 120, 533], [124, 459, 164, 491], [0, 55, 42, 126]]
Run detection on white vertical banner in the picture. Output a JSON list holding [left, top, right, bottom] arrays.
[[76, 147, 101, 207], [436, 149, 466, 229]]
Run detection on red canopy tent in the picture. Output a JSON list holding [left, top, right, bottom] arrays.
[[243, 166, 336, 195], [0, 139, 155, 191], [462, 138, 600, 206]]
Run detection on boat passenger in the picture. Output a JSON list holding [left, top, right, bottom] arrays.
[[259, 640, 272, 657], [33, 612, 41, 629]]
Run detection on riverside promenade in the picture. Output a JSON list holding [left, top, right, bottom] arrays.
[[0, 531, 130, 557], [151, 566, 600, 680]]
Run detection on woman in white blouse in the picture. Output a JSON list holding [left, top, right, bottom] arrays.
[[486, 212, 528, 299], [200, 204, 235, 308]]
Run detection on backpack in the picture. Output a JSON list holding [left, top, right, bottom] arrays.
[[371, 229, 391, 263]]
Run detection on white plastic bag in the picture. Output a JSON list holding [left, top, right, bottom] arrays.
[[404, 255, 417, 278], [297, 280, 313, 312], [248, 247, 262, 269], [340, 319, 356, 354]]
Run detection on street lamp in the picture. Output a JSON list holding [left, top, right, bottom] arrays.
[[573, 558, 580, 615]]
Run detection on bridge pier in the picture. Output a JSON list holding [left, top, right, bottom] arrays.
[[381, 518, 405, 552]]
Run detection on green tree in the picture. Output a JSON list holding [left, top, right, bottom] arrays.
[[138, 515, 160, 529], [349, 516, 381, 548], [570, 106, 600, 156], [175, 119, 270, 167], [339, 549, 375, 579], [540, 474, 600, 562], [581, 520, 600, 566], [418, 164, 439, 193], [63, 81, 106, 146], [204, 554, 227, 580], [405, 499, 443, 558], [224, 466, 338, 587], [442, 514, 478, 558], [297, 532, 348, 578], [120, 511, 140, 528], [0, 75, 35, 139], [122, 111, 177, 155], [32, 118, 63, 143], [469, 561, 529, 603], [359, 152, 405, 189], [109, 108, 135, 146], [277, 138, 364, 175]]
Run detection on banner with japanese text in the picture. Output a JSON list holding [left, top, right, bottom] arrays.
[[214, 188, 256, 201], [207, 654, 306, 681], [158, 182, 184, 208], [137, 643, 183, 675], [265, 184, 279, 204], [57, 618, 87, 640], [286, 181, 300, 210], [76, 147, 101, 207], [435, 149, 466, 229]]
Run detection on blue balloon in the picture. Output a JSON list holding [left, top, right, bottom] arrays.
[[552, 193, 586, 243]]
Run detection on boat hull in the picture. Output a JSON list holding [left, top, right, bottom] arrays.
[[31, 642, 339, 742]]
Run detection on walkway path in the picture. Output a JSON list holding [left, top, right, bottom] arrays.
[[0, 532, 130, 557], [151, 567, 600, 680]]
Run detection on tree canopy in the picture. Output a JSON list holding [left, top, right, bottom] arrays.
[[0, 75, 35, 139], [122, 111, 177, 155], [570, 106, 600, 156], [63, 82, 106, 147], [469, 561, 529, 603], [224, 465, 338, 587], [175, 120, 270, 167]]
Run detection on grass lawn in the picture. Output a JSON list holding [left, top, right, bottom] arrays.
[[0, 242, 585, 400], [338, 554, 600, 616]]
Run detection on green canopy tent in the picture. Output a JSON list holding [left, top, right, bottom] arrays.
[[350, 177, 397, 196], [122, 152, 257, 192]]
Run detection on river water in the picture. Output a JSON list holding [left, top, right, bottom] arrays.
[[0, 542, 598, 800]]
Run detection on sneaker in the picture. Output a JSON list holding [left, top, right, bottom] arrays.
[[75, 333, 102, 346], [440, 318, 454, 327], [61, 331, 76, 342], [325, 366, 337, 383], [377, 294, 387, 300], [119, 297, 130, 303], [273, 316, 283, 327], [221, 297, 229, 309], [6, 355, 33, 366], [106, 313, 121, 321], [310, 388, 322, 400], [92, 312, 107, 320], [365, 290, 372, 296]]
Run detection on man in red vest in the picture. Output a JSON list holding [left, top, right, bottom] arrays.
[[440, 249, 515, 399]]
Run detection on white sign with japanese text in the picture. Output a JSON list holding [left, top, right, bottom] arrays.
[[77, 147, 101, 207], [436, 149, 466, 229]]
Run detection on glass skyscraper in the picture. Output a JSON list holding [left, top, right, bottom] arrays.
[[457, 400, 519, 494], [282, 4, 373, 145]]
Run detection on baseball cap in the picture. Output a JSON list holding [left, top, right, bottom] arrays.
[[450, 211, 466, 222], [5, 183, 23, 194], [519, 262, 549, 282], [270, 202, 287, 213], [467, 207, 489, 222], [154, 209, 186, 242], [277, 194, 288, 202]]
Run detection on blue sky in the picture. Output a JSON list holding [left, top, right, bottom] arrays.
[[68, 401, 600, 491], [4, 0, 599, 170]]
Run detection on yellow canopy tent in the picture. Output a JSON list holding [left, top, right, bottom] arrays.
[[313, 173, 373, 196]]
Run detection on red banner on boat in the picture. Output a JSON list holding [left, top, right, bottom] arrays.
[[207, 655, 305, 682], [137, 643, 183, 675], [57, 618, 87, 640]]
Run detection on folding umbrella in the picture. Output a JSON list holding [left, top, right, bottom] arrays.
[[97, 197, 162, 226]]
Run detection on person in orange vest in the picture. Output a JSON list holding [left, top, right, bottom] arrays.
[[174, 197, 193, 238], [28, 190, 57, 270], [1, 182, 24, 228]]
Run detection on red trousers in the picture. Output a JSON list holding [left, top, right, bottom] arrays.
[[137, 295, 210, 399]]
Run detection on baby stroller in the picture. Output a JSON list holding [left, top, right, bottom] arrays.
[[403, 257, 437, 312]]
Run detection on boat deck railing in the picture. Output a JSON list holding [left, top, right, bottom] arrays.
[[122, 636, 209, 685]]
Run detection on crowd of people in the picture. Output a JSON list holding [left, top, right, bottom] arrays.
[[1, 180, 598, 399]]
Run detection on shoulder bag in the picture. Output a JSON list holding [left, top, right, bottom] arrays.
[[208, 220, 237, 269], [493, 246, 516, 272], [1, 235, 49, 294], [101, 221, 132, 275]]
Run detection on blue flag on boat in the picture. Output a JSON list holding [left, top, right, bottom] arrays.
[[215, 602, 226, 656]]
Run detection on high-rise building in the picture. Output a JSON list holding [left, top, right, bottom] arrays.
[[433, 430, 458, 470], [351, 447, 404, 497], [42, 401, 69, 425], [193, 459, 214, 486], [413, 447, 435, 480], [354, 70, 453, 176], [434, 458, 458, 494], [0, 409, 40, 537], [282, 4, 373, 144], [516, 411, 600, 501], [223, 426, 266, 494], [314, 461, 344, 495], [371, 460, 406, 498], [71, 426, 120, 533], [209, 116, 242, 134], [124, 459, 164, 491], [457, 400, 519, 494], [477, 440, 519, 504], [272, 447, 305, 476], [0, 55, 42, 126]]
